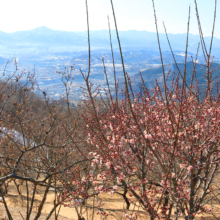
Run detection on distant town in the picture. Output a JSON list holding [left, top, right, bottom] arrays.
[[0, 27, 219, 100]]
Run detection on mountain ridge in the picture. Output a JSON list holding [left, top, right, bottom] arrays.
[[0, 26, 219, 55]]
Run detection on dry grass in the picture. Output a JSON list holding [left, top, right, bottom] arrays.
[[0, 183, 220, 219]]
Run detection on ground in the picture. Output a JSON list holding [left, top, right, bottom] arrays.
[[0, 184, 220, 219]]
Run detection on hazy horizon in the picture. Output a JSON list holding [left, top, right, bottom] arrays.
[[0, 26, 219, 40], [0, 0, 219, 38]]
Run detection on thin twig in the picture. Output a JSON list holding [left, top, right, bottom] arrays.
[[108, 15, 118, 110], [183, 5, 191, 95], [85, 0, 91, 79], [209, 0, 217, 57], [152, 0, 168, 102], [110, 0, 131, 105]]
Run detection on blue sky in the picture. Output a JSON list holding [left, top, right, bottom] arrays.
[[0, 0, 219, 38]]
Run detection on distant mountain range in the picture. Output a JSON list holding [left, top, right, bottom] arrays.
[[0, 27, 219, 101], [0, 26, 220, 56]]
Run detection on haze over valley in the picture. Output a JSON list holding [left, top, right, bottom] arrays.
[[0, 26, 219, 100]]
